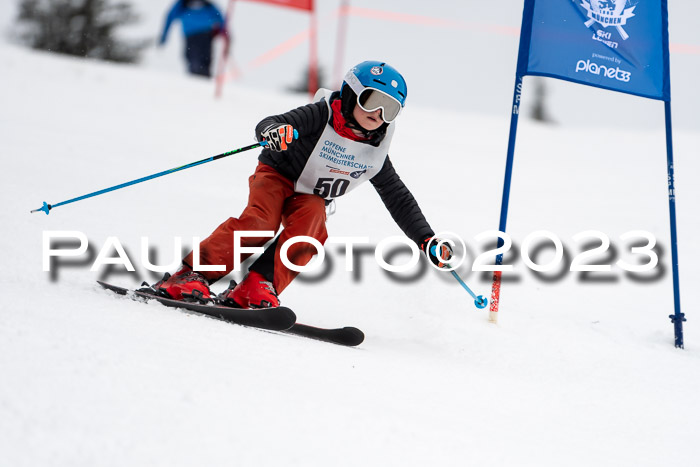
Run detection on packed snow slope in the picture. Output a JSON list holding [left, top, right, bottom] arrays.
[[1, 43, 699, 467]]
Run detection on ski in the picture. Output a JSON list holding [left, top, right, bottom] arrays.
[[97, 280, 296, 331], [97, 281, 364, 346]]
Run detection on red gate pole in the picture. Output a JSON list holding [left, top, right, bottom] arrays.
[[308, 0, 318, 97], [215, 0, 236, 98], [333, 0, 349, 88]]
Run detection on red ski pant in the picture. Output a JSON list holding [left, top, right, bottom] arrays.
[[183, 163, 327, 294]]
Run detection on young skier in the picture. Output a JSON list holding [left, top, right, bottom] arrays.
[[154, 60, 453, 308]]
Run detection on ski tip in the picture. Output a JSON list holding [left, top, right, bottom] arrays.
[[286, 324, 365, 347], [342, 327, 365, 346]]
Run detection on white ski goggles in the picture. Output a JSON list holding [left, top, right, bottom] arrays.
[[356, 88, 403, 123], [344, 69, 404, 123]]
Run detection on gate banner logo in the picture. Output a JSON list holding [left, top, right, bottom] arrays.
[[580, 0, 637, 40]]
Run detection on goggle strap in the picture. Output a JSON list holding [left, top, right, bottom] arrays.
[[343, 70, 366, 96]]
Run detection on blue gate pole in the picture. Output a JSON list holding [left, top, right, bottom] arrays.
[[499, 75, 524, 235], [489, 74, 524, 324], [664, 100, 685, 348]]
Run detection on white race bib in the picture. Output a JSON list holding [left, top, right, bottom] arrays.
[[295, 90, 394, 200]]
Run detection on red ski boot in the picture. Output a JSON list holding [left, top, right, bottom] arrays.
[[218, 271, 279, 309], [153, 265, 212, 302]]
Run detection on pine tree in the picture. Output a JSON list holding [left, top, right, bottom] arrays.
[[15, 0, 149, 63]]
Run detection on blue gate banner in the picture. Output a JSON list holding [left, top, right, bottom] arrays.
[[517, 0, 670, 101]]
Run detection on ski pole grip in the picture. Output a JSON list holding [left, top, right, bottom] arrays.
[[259, 129, 299, 147]]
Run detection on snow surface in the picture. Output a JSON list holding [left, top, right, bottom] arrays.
[[1, 40, 700, 467]]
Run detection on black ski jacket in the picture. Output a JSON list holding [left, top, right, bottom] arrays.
[[255, 91, 434, 246]]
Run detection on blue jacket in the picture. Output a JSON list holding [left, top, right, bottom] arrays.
[[160, 0, 225, 43]]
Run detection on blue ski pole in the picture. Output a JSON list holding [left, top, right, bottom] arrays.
[[450, 269, 488, 309], [430, 245, 487, 309], [30, 131, 297, 215]]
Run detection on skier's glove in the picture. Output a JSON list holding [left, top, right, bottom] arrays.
[[421, 237, 454, 269], [260, 123, 295, 152]]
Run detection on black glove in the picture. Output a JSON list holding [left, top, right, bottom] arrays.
[[421, 237, 454, 269], [260, 123, 295, 152]]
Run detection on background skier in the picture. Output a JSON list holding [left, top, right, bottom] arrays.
[[159, 0, 228, 77]]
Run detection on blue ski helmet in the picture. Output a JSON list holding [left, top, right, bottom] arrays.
[[340, 61, 407, 124]]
